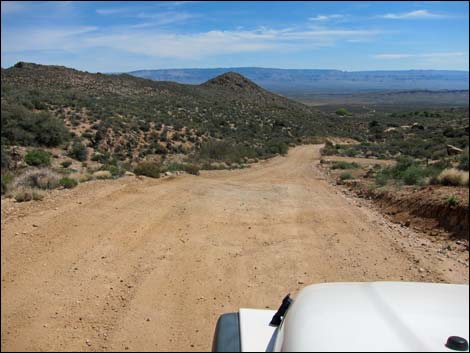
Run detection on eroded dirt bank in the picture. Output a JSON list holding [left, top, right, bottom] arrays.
[[1, 145, 468, 352]]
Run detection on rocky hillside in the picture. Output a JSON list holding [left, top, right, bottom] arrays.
[[1, 62, 349, 167]]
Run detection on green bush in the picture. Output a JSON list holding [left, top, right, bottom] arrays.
[[375, 172, 390, 187], [458, 148, 469, 171], [1, 103, 70, 147], [266, 139, 289, 156], [24, 149, 51, 166], [165, 162, 200, 175], [91, 152, 110, 163], [1, 145, 11, 169], [321, 142, 338, 156], [61, 160, 72, 168], [331, 161, 360, 170], [1, 173, 14, 195], [68, 142, 88, 161], [344, 149, 358, 157], [376, 157, 445, 186], [59, 177, 78, 189], [134, 162, 161, 178], [336, 108, 350, 116], [402, 165, 426, 185], [183, 164, 200, 175], [444, 195, 459, 207], [197, 140, 258, 163], [340, 172, 353, 181], [100, 164, 124, 178]]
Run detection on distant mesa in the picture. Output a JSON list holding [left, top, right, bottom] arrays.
[[129, 67, 470, 93]]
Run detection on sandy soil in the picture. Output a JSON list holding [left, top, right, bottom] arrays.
[[1, 145, 468, 352]]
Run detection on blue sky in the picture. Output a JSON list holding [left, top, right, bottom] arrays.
[[1, 1, 469, 72]]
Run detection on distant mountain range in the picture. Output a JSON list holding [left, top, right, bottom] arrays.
[[128, 68, 469, 94]]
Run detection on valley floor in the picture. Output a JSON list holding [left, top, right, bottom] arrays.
[[1, 145, 468, 352]]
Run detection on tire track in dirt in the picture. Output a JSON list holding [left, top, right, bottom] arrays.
[[1, 145, 466, 352]]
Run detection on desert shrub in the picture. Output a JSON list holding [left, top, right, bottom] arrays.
[[434, 169, 469, 187], [375, 172, 390, 187], [183, 164, 200, 175], [321, 141, 338, 156], [1, 173, 14, 195], [13, 168, 61, 190], [339, 172, 353, 181], [153, 143, 168, 155], [61, 160, 72, 168], [1, 103, 70, 147], [343, 148, 358, 157], [458, 148, 469, 171], [197, 140, 235, 161], [165, 162, 200, 175], [336, 108, 350, 116], [134, 162, 160, 178], [402, 165, 426, 186], [24, 149, 51, 166], [197, 140, 257, 163], [1, 145, 11, 169], [59, 177, 78, 189], [13, 187, 43, 202], [91, 152, 110, 163], [331, 161, 360, 170], [165, 162, 184, 173], [78, 174, 93, 182], [377, 157, 445, 186], [93, 170, 113, 179], [266, 139, 289, 156], [81, 131, 94, 139], [68, 142, 88, 161], [100, 164, 124, 178], [444, 195, 459, 207]]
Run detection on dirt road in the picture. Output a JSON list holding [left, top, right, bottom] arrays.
[[1, 145, 468, 352]]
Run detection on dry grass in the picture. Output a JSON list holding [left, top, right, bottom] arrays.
[[13, 168, 61, 190], [13, 187, 44, 202], [78, 173, 93, 182], [435, 168, 469, 187], [93, 170, 112, 179]]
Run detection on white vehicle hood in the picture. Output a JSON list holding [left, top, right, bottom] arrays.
[[239, 282, 469, 352]]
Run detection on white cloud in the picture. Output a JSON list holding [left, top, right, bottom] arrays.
[[96, 8, 131, 15], [96, 1, 199, 16], [96, 8, 200, 27], [88, 27, 383, 58], [373, 52, 465, 59], [135, 11, 200, 25], [2, 1, 75, 19], [163, 1, 198, 7], [309, 14, 345, 21], [2, 22, 383, 60], [381, 9, 447, 19], [2, 26, 98, 53]]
